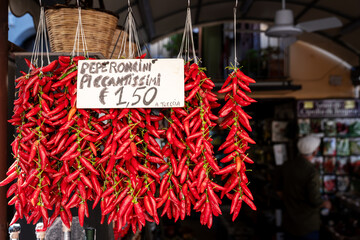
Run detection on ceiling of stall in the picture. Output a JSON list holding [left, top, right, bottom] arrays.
[[9, 0, 360, 66]]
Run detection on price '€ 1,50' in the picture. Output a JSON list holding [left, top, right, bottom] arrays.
[[77, 59, 184, 109]]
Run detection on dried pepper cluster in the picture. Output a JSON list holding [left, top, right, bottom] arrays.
[[1, 57, 256, 237], [156, 62, 221, 228], [217, 68, 257, 220]]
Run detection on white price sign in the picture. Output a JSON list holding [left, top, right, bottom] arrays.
[[77, 59, 184, 109]]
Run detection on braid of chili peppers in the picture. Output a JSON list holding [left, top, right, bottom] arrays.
[[217, 67, 257, 220]]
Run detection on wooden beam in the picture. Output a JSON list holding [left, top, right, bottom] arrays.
[[138, 0, 156, 41], [294, 0, 320, 23], [240, 0, 254, 17], [337, 17, 360, 37]]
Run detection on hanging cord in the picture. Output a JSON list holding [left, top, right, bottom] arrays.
[[117, 0, 142, 59], [30, 0, 50, 73], [177, 0, 198, 64], [71, 0, 89, 58], [233, 0, 239, 68]]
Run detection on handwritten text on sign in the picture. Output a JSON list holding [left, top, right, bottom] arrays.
[[77, 59, 184, 108]]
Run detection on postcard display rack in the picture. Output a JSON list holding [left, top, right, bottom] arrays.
[[297, 99, 360, 195]]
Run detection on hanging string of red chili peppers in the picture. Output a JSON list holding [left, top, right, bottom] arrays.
[[216, 0, 257, 220]]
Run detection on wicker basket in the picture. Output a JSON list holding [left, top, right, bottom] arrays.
[[45, 6, 118, 58], [108, 28, 137, 59]]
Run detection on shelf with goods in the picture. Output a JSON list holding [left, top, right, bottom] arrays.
[[297, 99, 360, 195], [297, 99, 360, 240]]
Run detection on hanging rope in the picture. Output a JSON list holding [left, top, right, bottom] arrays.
[[30, 0, 50, 73], [177, 0, 198, 64], [117, 0, 142, 59], [71, 0, 89, 58], [233, 0, 239, 68]]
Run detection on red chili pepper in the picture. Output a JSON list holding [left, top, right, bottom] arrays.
[[219, 101, 236, 118], [24, 75, 39, 93], [236, 89, 256, 103], [79, 157, 99, 175], [60, 141, 79, 161], [184, 108, 201, 122], [41, 60, 58, 73], [218, 83, 233, 93], [200, 177, 209, 194], [129, 141, 137, 157], [78, 203, 85, 227], [239, 134, 256, 145], [134, 202, 146, 226], [230, 198, 242, 221], [40, 191, 51, 209], [194, 192, 206, 210], [241, 153, 254, 164], [24, 58, 36, 71], [66, 193, 81, 210], [144, 195, 154, 217], [30, 187, 41, 206], [88, 175, 101, 197], [115, 138, 131, 158], [236, 78, 251, 92], [138, 164, 161, 180], [49, 202, 61, 226], [60, 209, 71, 229], [230, 191, 240, 214], [242, 194, 256, 210], [235, 156, 242, 172], [48, 109, 67, 122], [52, 71, 78, 88], [240, 182, 254, 200], [40, 97, 51, 112], [161, 198, 171, 217], [66, 169, 81, 183], [105, 155, 116, 175], [204, 151, 220, 172], [156, 189, 168, 209], [119, 194, 133, 217], [220, 151, 238, 163], [236, 69, 256, 83], [147, 144, 163, 158], [25, 105, 41, 119], [6, 183, 17, 198], [216, 163, 237, 176], [0, 170, 18, 187], [223, 175, 240, 195], [79, 173, 93, 190], [169, 188, 180, 206], [207, 182, 224, 192]]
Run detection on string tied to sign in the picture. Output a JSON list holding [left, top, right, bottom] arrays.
[[30, 0, 51, 73], [70, 0, 89, 58], [177, 0, 198, 64]]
